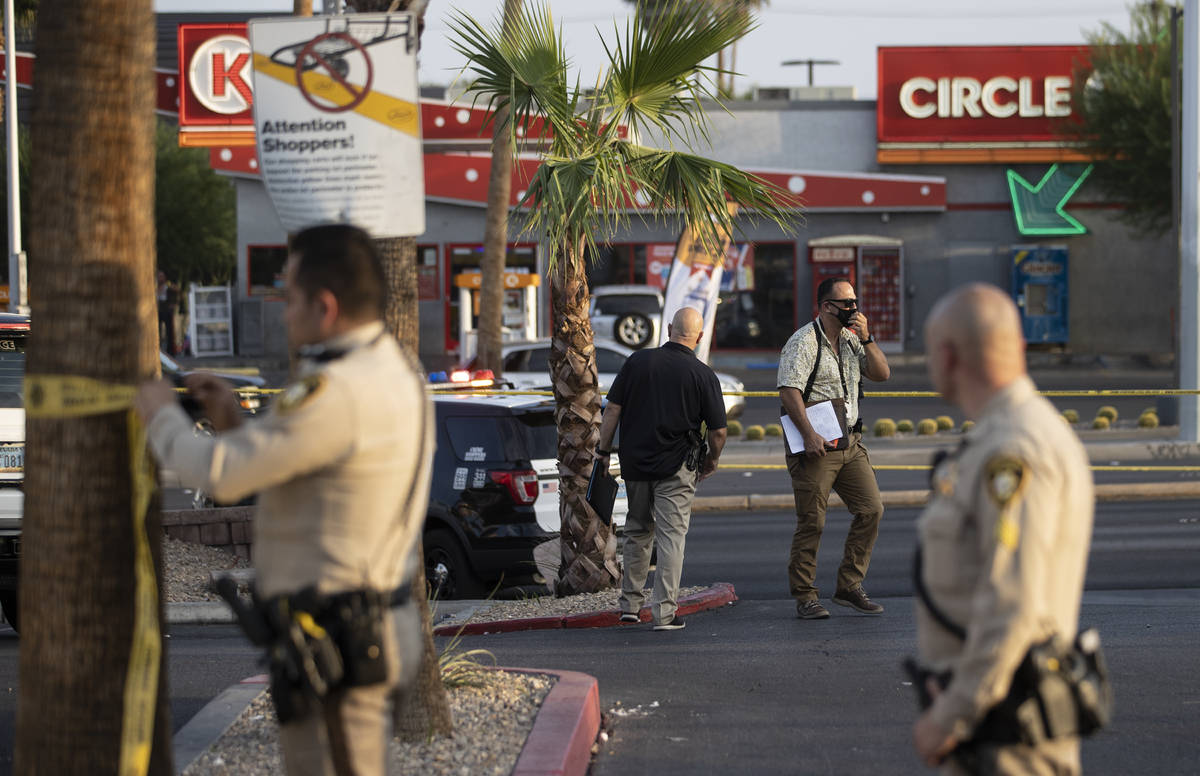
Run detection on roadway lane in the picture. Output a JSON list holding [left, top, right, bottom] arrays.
[[455, 500, 1200, 775], [702, 459, 1200, 497], [681, 502, 1200, 601]]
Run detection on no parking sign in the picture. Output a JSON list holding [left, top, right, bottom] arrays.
[[248, 14, 424, 237]]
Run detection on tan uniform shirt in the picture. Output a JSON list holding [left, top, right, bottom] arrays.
[[777, 319, 867, 426], [916, 375, 1094, 740], [148, 321, 433, 598]]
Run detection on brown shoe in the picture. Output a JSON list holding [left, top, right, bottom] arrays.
[[832, 586, 884, 614], [796, 600, 830, 619]]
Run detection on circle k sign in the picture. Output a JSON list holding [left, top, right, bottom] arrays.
[[189, 34, 253, 115]]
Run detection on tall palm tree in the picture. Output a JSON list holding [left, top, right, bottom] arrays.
[[16, 0, 173, 773], [475, 0, 523, 376], [450, 1, 796, 594]]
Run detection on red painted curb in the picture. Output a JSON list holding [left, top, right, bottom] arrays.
[[433, 582, 738, 636], [506, 668, 601, 776]]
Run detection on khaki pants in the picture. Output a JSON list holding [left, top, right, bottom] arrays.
[[619, 463, 699, 625], [785, 434, 883, 600], [278, 603, 420, 776], [941, 738, 1081, 776]]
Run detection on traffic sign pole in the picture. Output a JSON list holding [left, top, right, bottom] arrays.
[[1181, 0, 1199, 441], [4, 0, 27, 315]]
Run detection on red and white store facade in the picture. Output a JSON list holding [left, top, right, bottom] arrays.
[[165, 26, 1173, 362]]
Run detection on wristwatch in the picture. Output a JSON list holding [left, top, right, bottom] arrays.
[[597, 448, 612, 456], [860, 334, 875, 345]]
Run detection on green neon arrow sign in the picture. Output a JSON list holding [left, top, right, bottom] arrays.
[[1006, 163, 1094, 235]]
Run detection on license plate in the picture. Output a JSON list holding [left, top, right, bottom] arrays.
[[0, 444, 23, 473]]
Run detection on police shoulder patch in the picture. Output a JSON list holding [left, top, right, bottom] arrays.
[[276, 373, 326, 414], [984, 454, 1027, 509]]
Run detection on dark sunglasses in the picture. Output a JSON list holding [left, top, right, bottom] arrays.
[[825, 298, 858, 309]]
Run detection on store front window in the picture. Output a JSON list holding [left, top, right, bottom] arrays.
[[715, 242, 796, 349], [247, 244, 288, 297]]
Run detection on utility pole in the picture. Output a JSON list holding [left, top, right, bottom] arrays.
[[4, 0, 27, 315], [1181, 0, 1199, 441], [781, 58, 840, 87]]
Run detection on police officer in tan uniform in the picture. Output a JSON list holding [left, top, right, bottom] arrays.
[[135, 224, 431, 776], [912, 283, 1094, 774]]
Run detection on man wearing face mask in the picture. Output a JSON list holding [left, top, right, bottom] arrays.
[[777, 278, 891, 620]]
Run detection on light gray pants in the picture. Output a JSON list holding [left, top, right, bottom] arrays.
[[619, 463, 699, 625]]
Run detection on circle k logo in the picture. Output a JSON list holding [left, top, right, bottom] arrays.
[[189, 34, 253, 115]]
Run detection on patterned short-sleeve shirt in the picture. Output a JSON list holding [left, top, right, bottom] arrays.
[[776, 319, 867, 426]]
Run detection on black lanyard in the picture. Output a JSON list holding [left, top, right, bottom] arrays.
[[815, 319, 850, 400]]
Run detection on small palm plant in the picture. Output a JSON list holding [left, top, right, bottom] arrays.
[[450, 2, 796, 594]]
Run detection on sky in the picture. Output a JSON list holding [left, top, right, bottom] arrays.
[[154, 0, 1135, 100]]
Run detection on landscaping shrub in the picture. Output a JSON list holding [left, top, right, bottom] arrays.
[[873, 418, 897, 437], [896, 419, 914, 433], [745, 424, 765, 440], [765, 423, 783, 437], [1092, 416, 1110, 430], [960, 420, 974, 433], [917, 418, 938, 436], [1062, 409, 1079, 424], [727, 419, 743, 437], [1097, 405, 1118, 423], [1138, 411, 1159, 428], [936, 415, 954, 431]]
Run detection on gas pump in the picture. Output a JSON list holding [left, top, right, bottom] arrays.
[[452, 272, 541, 362]]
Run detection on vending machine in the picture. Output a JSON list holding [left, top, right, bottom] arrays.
[[807, 236, 904, 351], [1011, 245, 1069, 344]]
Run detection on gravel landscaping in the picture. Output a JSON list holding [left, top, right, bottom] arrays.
[[162, 538, 608, 774], [181, 671, 554, 776]]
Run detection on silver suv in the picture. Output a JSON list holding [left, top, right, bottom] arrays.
[[589, 285, 663, 350]]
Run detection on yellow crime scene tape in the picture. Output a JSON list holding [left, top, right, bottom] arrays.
[[24, 375, 160, 776], [437, 386, 1200, 472]]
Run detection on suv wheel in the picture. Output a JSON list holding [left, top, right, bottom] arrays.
[[0, 590, 17, 633], [424, 529, 483, 600], [614, 312, 653, 349]]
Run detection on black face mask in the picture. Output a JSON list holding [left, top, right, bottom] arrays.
[[827, 303, 856, 327]]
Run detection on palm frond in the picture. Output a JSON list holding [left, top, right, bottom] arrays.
[[602, 1, 755, 145], [447, 5, 578, 149], [623, 147, 800, 250]]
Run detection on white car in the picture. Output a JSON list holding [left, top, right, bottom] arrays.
[[498, 338, 746, 419], [589, 284, 664, 350], [0, 314, 27, 631]]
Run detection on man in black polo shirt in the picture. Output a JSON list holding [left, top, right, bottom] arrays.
[[596, 306, 727, 631]]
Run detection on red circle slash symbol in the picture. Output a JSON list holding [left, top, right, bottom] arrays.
[[295, 32, 373, 113]]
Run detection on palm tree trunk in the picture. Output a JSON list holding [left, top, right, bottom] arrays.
[[16, 0, 172, 773], [378, 235, 420, 350], [550, 245, 619, 595], [347, 0, 453, 741], [475, 0, 521, 375]]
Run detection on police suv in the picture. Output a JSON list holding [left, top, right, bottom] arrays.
[[426, 370, 627, 598]]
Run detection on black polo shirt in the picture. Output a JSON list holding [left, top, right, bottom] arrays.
[[607, 341, 727, 481]]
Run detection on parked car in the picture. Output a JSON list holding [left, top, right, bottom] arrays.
[[425, 388, 628, 599], [495, 338, 746, 420], [0, 313, 27, 631], [589, 284, 664, 350]]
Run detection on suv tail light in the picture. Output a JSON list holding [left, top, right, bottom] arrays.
[[490, 469, 539, 505]]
